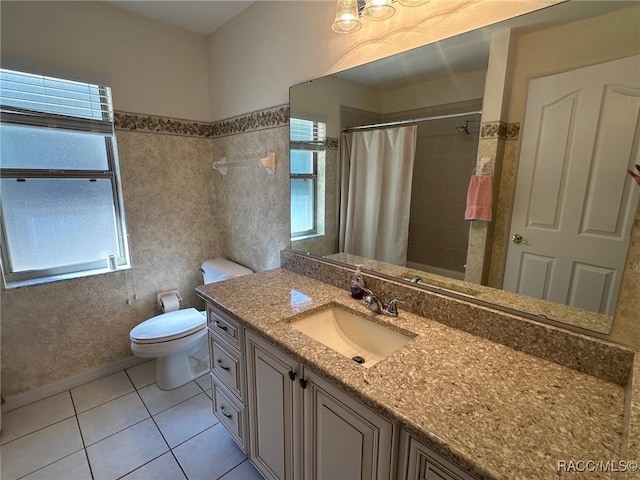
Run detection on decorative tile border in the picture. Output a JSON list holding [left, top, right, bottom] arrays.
[[114, 112, 212, 137], [326, 137, 339, 149], [114, 104, 290, 138], [210, 105, 289, 138], [480, 121, 519, 140], [115, 108, 510, 142]]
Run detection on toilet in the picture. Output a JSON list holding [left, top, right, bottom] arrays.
[[130, 258, 253, 390]]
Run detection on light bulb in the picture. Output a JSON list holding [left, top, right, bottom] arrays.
[[362, 0, 395, 21], [332, 0, 362, 33]]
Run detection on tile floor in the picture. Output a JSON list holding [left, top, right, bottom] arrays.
[[1, 361, 264, 480]]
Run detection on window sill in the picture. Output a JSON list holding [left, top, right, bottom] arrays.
[[291, 233, 324, 242], [3, 264, 131, 289]]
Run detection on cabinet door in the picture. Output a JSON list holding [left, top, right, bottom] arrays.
[[245, 331, 300, 480], [302, 368, 395, 480]]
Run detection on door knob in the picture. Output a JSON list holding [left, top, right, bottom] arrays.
[[512, 233, 524, 244]]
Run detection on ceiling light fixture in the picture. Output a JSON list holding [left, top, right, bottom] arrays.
[[332, 0, 430, 34]]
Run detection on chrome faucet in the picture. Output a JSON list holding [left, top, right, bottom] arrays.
[[362, 289, 383, 313], [362, 289, 401, 317]]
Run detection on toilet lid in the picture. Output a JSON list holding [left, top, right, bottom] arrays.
[[130, 308, 206, 344]]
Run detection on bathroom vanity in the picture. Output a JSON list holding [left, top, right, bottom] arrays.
[[197, 263, 638, 479]]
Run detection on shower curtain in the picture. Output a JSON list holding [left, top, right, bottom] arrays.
[[339, 125, 417, 265]]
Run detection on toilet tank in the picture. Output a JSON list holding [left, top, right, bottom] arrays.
[[200, 258, 253, 284]]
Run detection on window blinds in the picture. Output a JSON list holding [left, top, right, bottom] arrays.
[[0, 69, 114, 134]]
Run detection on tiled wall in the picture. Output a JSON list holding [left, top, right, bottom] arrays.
[[1, 128, 220, 398], [210, 124, 290, 272], [1, 106, 291, 399]]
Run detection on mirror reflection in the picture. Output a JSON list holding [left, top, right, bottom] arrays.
[[289, 1, 640, 335]]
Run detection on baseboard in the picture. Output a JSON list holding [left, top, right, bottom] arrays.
[[1, 355, 148, 413]]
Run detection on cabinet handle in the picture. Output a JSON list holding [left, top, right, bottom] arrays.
[[220, 405, 233, 419], [215, 321, 228, 332], [288, 371, 297, 381], [299, 378, 307, 389], [216, 359, 230, 371]]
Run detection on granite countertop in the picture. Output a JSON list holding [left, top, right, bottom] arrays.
[[196, 268, 636, 480]]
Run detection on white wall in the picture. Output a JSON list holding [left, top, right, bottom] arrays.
[[380, 70, 487, 114], [1, 1, 211, 122], [207, 0, 561, 121], [508, 4, 640, 123], [290, 76, 382, 137]]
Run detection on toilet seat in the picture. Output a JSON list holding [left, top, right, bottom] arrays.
[[130, 308, 205, 344]]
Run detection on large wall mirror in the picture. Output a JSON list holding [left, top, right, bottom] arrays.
[[289, 1, 640, 336]]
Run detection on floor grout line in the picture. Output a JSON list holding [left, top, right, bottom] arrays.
[[3, 365, 256, 480]]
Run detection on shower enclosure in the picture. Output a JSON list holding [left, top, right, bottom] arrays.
[[340, 103, 482, 280]]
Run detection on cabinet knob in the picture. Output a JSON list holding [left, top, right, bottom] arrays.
[[220, 405, 233, 419], [299, 378, 308, 389], [288, 371, 297, 381]]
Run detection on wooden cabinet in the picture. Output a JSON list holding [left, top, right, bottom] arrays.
[[206, 301, 474, 480], [245, 330, 394, 480], [245, 331, 300, 480], [301, 368, 394, 480], [398, 431, 476, 480], [207, 305, 249, 453]]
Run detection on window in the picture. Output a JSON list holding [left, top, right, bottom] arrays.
[[290, 118, 326, 238], [0, 68, 130, 288]]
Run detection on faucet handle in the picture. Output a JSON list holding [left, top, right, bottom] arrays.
[[383, 299, 404, 317], [363, 292, 383, 313]]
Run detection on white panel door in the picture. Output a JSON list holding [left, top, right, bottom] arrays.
[[504, 55, 640, 314]]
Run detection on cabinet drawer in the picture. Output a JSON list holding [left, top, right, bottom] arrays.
[[212, 380, 247, 453], [402, 433, 476, 480], [207, 305, 241, 350], [209, 333, 244, 400]]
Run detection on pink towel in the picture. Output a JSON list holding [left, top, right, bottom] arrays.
[[465, 175, 493, 221]]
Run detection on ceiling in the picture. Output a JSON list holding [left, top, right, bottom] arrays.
[[105, 1, 634, 88], [106, 1, 255, 36]]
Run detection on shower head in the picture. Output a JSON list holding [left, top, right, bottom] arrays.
[[455, 121, 470, 135]]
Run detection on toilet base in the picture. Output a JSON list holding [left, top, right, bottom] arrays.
[[154, 335, 209, 390]]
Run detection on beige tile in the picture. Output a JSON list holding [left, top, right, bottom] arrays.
[[121, 452, 186, 480], [22, 450, 91, 480], [138, 381, 201, 415], [173, 424, 246, 480], [71, 371, 134, 413], [126, 361, 156, 390], [153, 393, 218, 447], [78, 391, 149, 445], [219, 459, 264, 480], [86, 418, 169, 480], [0, 417, 83, 480], [1, 391, 75, 444]]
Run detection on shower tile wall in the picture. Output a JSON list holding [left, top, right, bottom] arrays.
[[407, 117, 479, 274]]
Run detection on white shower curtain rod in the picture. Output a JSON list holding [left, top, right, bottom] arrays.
[[342, 110, 482, 132]]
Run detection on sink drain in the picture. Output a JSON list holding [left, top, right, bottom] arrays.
[[352, 355, 366, 364]]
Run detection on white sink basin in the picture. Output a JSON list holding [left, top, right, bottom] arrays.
[[290, 305, 415, 368]]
